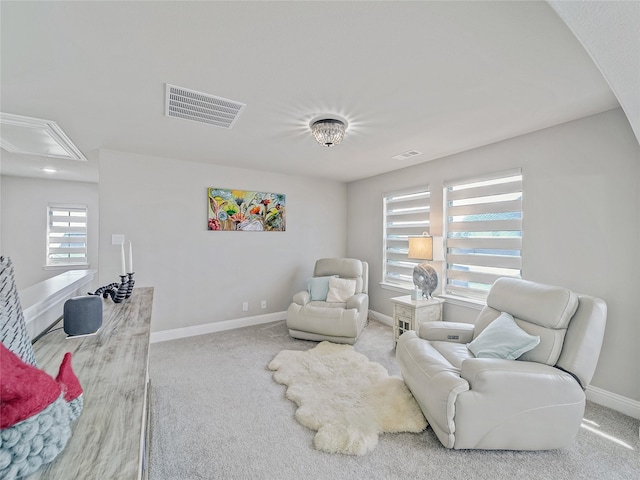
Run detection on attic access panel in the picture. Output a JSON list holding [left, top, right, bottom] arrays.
[[0, 113, 87, 161]]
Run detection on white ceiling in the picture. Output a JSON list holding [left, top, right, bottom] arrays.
[[0, 1, 623, 184]]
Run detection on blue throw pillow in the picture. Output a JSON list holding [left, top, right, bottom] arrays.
[[308, 276, 336, 301], [467, 312, 540, 360]]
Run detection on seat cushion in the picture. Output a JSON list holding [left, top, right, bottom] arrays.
[[286, 303, 360, 338], [308, 300, 347, 309], [430, 341, 474, 370]]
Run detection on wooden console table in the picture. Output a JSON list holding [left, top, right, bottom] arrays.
[[29, 287, 153, 480]]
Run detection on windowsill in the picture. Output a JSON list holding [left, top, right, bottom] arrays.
[[379, 282, 413, 294], [380, 283, 487, 311], [43, 263, 90, 271], [439, 294, 485, 310]]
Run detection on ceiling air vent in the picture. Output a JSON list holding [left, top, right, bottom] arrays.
[[392, 150, 423, 161], [165, 84, 245, 129]]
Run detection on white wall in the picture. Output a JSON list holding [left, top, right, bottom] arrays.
[[0, 176, 99, 290], [549, 0, 640, 145], [98, 149, 347, 332], [2, 109, 636, 406], [347, 108, 639, 403]]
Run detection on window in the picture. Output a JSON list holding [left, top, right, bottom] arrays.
[[443, 170, 522, 301], [382, 188, 430, 290], [46, 204, 88, 266]]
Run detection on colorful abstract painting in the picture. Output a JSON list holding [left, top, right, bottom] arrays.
[[208, 188, 286, 231]]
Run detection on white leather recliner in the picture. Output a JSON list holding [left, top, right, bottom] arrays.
[[397, 277, 607, 450], [286, 258, 368, 345]]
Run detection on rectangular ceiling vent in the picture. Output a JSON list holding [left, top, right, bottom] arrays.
[[392, 150, 423, 161], [165, 84, 245, 129]]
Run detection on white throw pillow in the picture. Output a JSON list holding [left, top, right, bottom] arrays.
[[467, 312, 540, 360], [326, 277, 357, 303]]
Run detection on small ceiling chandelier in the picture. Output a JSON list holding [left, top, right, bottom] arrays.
[[310, 118, 346, 147]]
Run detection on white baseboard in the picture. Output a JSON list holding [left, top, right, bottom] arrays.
[[586, 385, 640, 420], [150, 311, 286, 344], [369, 310, 393, 327], [370, 310, 639, 420]]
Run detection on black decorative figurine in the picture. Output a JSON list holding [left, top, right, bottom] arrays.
[[89, 272, 135, 303]]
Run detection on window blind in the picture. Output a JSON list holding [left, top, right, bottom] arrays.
[[383, 189, 430, 289], [443, 171, 522, 300], [47, 204, 88, 265]]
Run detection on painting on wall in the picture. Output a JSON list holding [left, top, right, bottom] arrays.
[[208, 188, 286, 231]]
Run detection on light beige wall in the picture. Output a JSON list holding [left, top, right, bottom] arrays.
[[347, 108, 640, 402], [98, 149, 347, 332], [0, 176, 99, 290]]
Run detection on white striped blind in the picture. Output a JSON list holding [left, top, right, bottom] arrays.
[[383, 189, 430, 289], [46, 204, 88, 265], [443, 171, 522, 300]]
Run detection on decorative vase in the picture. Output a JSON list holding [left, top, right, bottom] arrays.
[[413, 263, 438, 299]]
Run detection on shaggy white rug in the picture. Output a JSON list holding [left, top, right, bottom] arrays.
[[268, 341, 427, 456]]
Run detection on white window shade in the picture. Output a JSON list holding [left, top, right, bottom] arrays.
[[444, 171, 522, 300], [383, 189, 430, 289], [47, 204, 88, 266]]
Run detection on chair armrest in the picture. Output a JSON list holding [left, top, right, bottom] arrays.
[[292, 290, 310, 306], [418, 322, 474, 343], [460, 358, 582, 395], [454, 358, 585, 449], [346, 293, 368, 311]]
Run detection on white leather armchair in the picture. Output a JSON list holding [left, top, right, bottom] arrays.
[[286, 258, 368, 345], [397, 277, 607, 450]]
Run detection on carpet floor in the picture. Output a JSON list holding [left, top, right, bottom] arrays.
[[149, 319, 639, 480]]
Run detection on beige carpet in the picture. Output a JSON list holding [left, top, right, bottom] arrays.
[[149, 319, 640, 480], [268, 341, 426, 455]]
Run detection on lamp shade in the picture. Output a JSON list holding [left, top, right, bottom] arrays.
[[408, 236, 433, 260]]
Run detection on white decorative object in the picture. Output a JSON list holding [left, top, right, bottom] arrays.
[[128, 241, 133, 273], [411, 286, 421, 300], [268, 341, 427, 455], [120, 242, 126, 276]]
